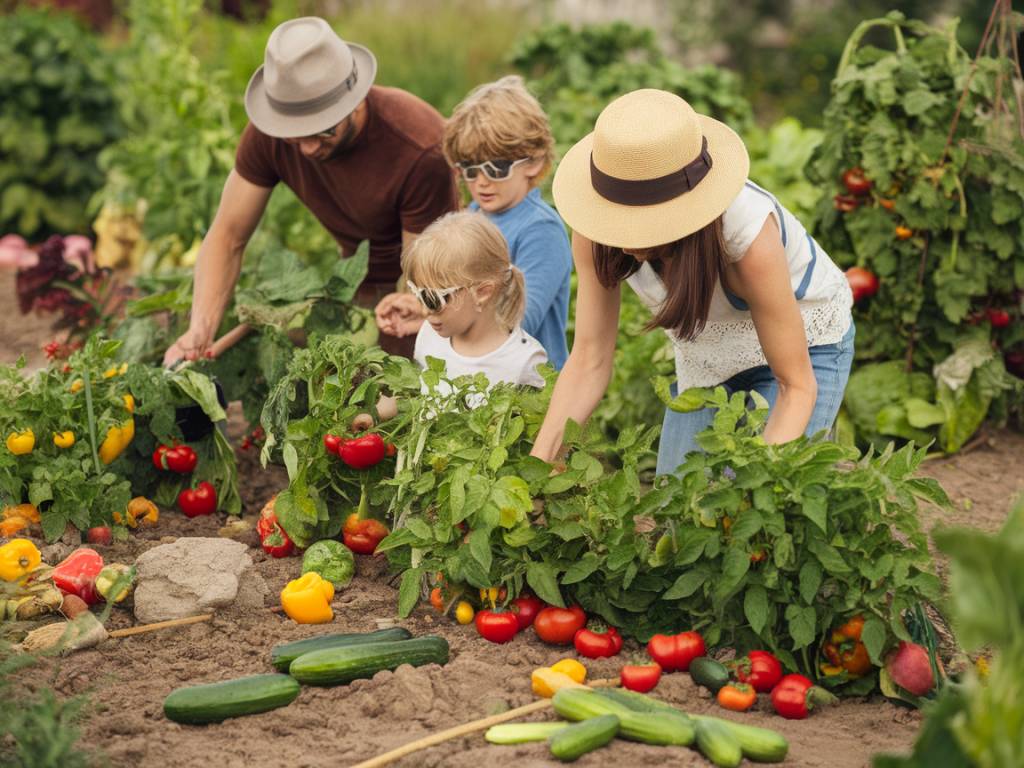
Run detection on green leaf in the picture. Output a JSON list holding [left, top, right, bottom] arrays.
[[785, 603, 817, 649], [744, 585, 769, 636], [663, 569, 708, 600], [861, 614, 887, 665], [808, 538, 852, 574], [729, 509, 763, 541], [526, 561, 563, 607], [405, 517, 434, 542], [801, 485, 828, 534], [562, 552, 601, 584], [799, 559, 823, 604], [397, 568, 423, 618], [468, 527, 492, 574]]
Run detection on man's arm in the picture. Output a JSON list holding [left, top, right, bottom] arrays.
[[163, 170, 272, 365]]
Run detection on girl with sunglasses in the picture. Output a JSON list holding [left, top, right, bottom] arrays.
[[354, 211, 548, 427]]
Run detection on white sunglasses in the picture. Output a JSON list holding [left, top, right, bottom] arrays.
[[455, 157, 532, 182], [407, 280, 464, 312]]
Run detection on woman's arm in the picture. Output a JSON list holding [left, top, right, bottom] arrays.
[[531, 232, 621, 462], [728, 216, 818, 443]]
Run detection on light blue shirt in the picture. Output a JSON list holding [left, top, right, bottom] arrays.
[[471, 188, 572, 369]]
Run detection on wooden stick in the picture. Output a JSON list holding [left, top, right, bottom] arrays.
[[108, 613, 213, 638], [350, 678, 619, 768]]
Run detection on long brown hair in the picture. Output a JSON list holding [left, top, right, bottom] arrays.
[[593, 217, 730, 341]]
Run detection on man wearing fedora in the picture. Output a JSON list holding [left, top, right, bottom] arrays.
[[163, 17, 458, 366]]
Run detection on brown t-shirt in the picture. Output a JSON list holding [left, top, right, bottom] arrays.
[[235, 86, 459, 285]]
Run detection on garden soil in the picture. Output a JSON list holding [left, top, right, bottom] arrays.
[[6, 283, 1024, 767]]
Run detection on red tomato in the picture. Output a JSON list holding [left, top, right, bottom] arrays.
[[833, 194, 860, 213], [533, 605, 587, 645], [620, 663, 662, 693], [718, 683, 757, 712], [770, 674, 815, 719], [385, 442, 397, 458], [85, 527, 112, 545], [177, 481, 217, 517], [342, 514, 389, 554], [574, 626, 623, 658], [842, 167, 872, 196], [646, 631, 705, 672], [475, 609, 520, 644], [845, 267, 880, 303], [337, 434, 386, 469], [511, 594, 544, 630], [323, 434, 342, 454], [986, 308, 1011, 328], [735, 650, 783, 693]]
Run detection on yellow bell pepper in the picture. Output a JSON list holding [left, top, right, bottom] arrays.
[[123, 393, 135, 413], [550, 658, 588, 684], [115, 496, 159, 528], [53, 431, 75, 449], [98, 418, 135, 465], [103, 366, 119, 379], [531, 668, 586, 699], [3, 504, 40, 524], [70, 378, 84, 394], [0, 539, 42, 582], [280, 572, 334, 624], [6, 429, 35, 455]]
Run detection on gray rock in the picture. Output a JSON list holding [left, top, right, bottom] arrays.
[[133, 537, 267, 623]]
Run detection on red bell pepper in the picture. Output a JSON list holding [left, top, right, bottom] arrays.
[[574, 625, 623, 659], [769, 674, 838, 719], [177, 481, 217, 517], [475, 609, 520, 644], [533, 605, 587, 645], [620, 663, 662, 693], [646, 631, 705, 672], [511, 594, 544, 631], [337, 433, 386, 470], [342, 486, 389, 554], [734, 650, 783, 693], [256, 500, 294, 558], [53, 547, 104, 606]]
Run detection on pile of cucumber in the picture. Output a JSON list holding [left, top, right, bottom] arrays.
[[485, 687, 789, 765], [163, 627, 449, 725]]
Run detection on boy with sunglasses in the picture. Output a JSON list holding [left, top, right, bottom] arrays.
[[375, 76, 572, 369]]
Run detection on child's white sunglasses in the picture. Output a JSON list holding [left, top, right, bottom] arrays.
[[407, 280, 464, 312]]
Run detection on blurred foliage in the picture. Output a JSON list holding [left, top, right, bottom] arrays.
[[0, 8, 122, 240]]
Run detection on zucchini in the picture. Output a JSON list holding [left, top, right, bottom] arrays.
[[270, 627, 412, 671], [690, 656, 730, 693], [485, 722, 570, 744], [289, 635, 449, 686], [163, 673, 299, 724], [597, 689, 789, 763], [551, 688, 693, 746], [695, 717, 743, 768], [549, 714, 619, 762]]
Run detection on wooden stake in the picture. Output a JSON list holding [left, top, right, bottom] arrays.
[[350, 678, 619, 768], [108, 613, 213, 638]]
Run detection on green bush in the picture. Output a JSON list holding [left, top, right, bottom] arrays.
[[0, 9, 121, 239]]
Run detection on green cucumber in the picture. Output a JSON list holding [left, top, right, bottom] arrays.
[[485, 722, 570, 745], [551, 688, 693, 746], [270, 627, 412, 671], [289, 635, 449, 686], [596, 688, 789, 762], [695, 717, 743, 768], [690, 656, 730, 693], [163, 673, 299, 724], [549, 715, 619, 762]]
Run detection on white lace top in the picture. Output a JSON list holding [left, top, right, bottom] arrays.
[[625, 181, 853, 390]]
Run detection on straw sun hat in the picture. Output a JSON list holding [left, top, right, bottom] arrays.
[[245, 17, 377, 139], [552, 89, 750, 249]]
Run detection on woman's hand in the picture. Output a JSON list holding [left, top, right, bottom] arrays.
[[375, 293, 426, 337], [727, 216, 817, 443]]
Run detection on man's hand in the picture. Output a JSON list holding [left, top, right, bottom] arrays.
[[163, 328, 214, 367], [375, 292, 426, 338]]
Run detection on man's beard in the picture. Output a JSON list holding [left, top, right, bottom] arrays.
[[319, 115, 361, 162]]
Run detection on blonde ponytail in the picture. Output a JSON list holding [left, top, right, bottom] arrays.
[[493, 265, 526, 332]]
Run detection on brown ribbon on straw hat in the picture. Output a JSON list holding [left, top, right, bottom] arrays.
[[244, 17, 377, 139], [552, 89, 750, 249]]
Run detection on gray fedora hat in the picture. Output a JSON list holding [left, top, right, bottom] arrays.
[[245, 17, 377, 138]]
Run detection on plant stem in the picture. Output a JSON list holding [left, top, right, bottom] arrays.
[[82, 368, 102, 475]]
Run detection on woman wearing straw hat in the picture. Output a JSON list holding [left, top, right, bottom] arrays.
[[533, 89, 855, 475]]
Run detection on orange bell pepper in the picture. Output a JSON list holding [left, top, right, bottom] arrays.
[[280, 572, 334, 624], [3, 504, 40, 524], [821, 614, 874, 677]]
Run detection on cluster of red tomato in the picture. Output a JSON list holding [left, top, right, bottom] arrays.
[[322, 432, 396, 469], [152, 443, 217, 517]]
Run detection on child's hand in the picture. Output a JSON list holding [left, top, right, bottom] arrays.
[[375, 292, 426, 337], [349, 413, 375, 432]]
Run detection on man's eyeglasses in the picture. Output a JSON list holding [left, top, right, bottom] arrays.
[[407, 280, 463, 312], [455, 157, 532, 182]]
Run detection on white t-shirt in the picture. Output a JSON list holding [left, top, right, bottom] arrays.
[[414, 323, 548, 402], [626, 180, 853, 390]]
